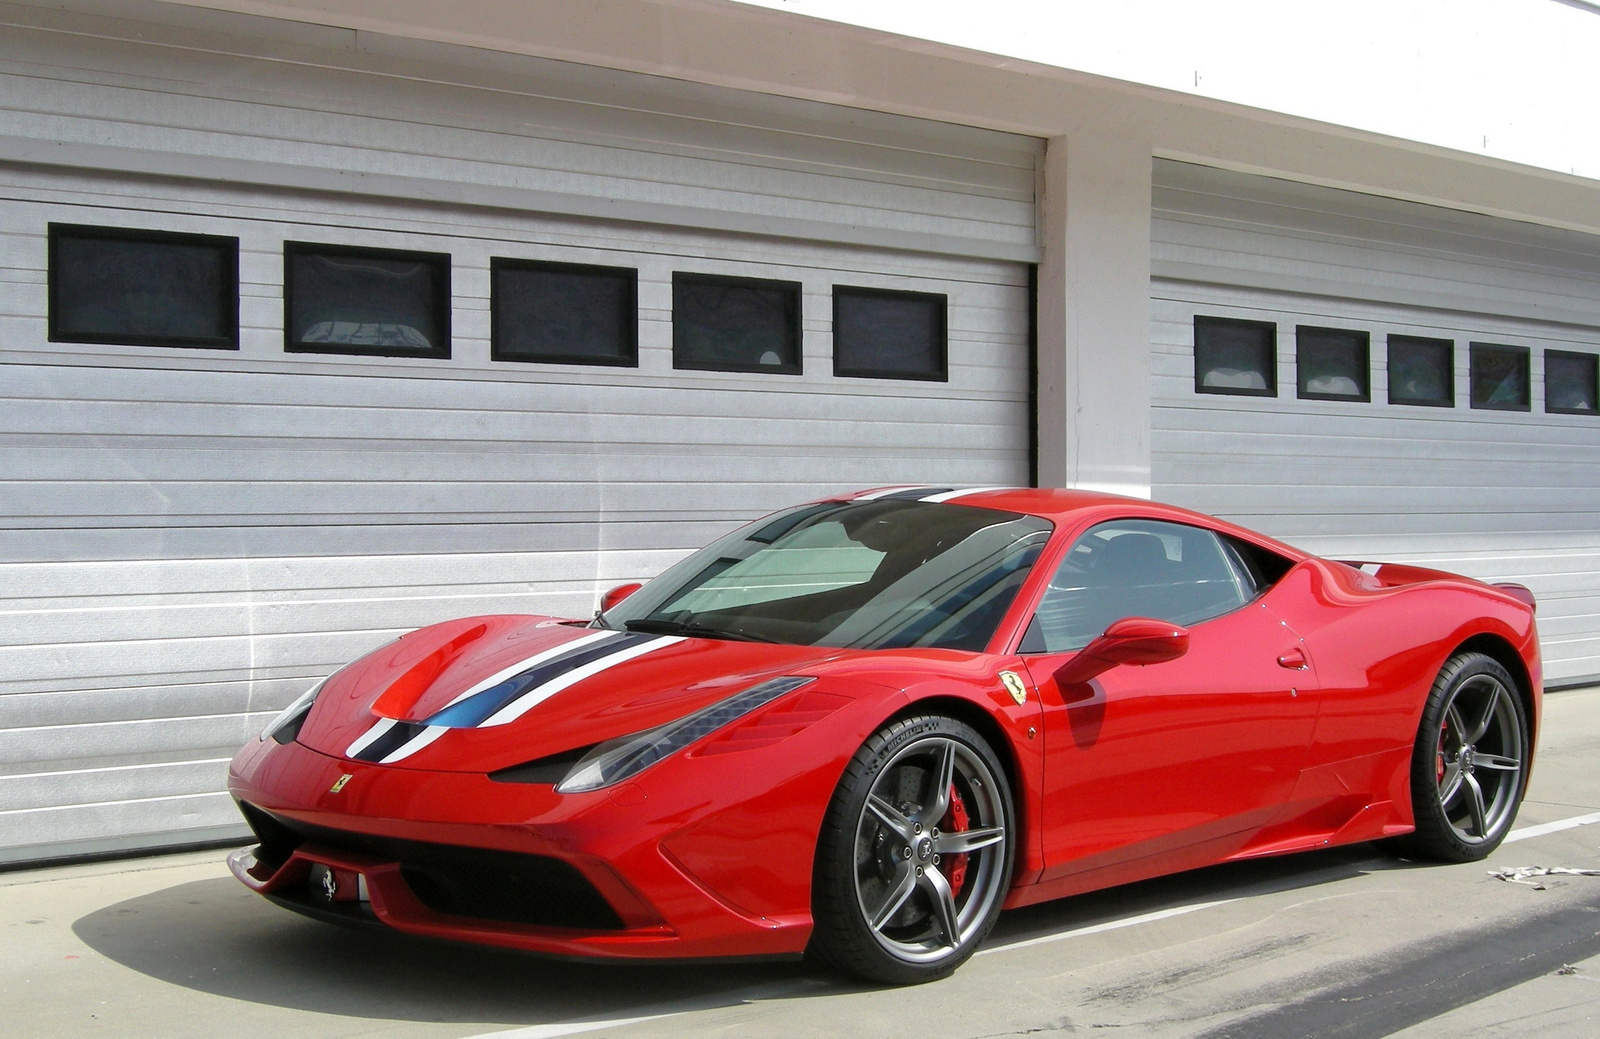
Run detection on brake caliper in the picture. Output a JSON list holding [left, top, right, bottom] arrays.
[[941, 784, 970, 897]]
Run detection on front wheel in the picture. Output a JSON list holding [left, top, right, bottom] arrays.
[[808, 714, 1014, 984], [1398, 652, 1529, 862]]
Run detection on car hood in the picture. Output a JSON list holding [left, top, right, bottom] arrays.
[[294, 614, 883, 773]]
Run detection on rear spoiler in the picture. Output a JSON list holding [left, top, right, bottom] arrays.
[[1338, 561, 1536, 614]]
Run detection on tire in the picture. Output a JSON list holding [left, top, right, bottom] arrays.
[[1396, 652, 1530, 862], [807, 713, 1015, 985]]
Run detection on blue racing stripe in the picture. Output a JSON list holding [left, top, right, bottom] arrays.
[[423, 632, 659, 729]]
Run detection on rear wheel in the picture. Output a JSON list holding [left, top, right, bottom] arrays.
[[1398, 652, 1528, 862], [808, 714, 1014, 984]]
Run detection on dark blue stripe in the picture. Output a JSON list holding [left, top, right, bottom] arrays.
[[423, 633, 656, 729], [874, 487, 953, 500], [351, 721, 427, 763]]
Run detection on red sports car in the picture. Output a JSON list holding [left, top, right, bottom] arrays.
[[228, 488, 1540, 983]]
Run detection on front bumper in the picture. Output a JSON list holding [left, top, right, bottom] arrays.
[[227, 736, 819, 961]]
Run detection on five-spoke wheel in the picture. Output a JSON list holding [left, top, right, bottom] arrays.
[[1400, 652, 1529, 862], [810, 715, 1013, 984]]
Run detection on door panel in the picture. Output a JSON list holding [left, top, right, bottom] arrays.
[[1025, 600, 1317, 880]]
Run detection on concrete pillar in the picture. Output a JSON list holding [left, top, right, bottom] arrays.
[[1036, 132, 1154, 497]]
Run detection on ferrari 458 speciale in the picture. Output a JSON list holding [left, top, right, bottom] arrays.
[[228, 488, 1539, 982]]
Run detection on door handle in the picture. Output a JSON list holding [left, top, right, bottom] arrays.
[[1277, 647, 1308, 670]]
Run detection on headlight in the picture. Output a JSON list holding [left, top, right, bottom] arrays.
[[260, 677, 328, 743], [556, 676, 815, 793]]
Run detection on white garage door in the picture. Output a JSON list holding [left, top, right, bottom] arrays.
[[0, 6, 1040, 864], [1151, 159, 1600, 687]]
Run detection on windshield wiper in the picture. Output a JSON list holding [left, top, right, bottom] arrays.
[[623, 618, 778, 643]]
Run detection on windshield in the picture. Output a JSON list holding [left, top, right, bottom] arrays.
[[601, 499, 1052, 651]]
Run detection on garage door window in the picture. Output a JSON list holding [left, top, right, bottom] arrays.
[[285, 242, 450, 359], [492, 259, 637, 366], [1470, 343, 1530, 412], [1296, 326, 1369, 401], [833, 286, 947, 381], [1193, 316, 1276, 396], [673, 273, 801, 374], [1388, 335, 1454, 407], [48, 224, 238, 349], [1546, 350, 1598, 415]]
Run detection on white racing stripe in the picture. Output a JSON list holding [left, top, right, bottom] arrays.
[[480, 636, 686, 727], [852, 485, 924, 500], [1504, 809, 1600, 843], [343, 717, 397, 759], [378, 724, 449, 764], [919, 486, 1010, 503], [436, 630, 621, 711]]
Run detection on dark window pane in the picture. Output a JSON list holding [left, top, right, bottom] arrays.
[[285, 243, 450, 358], [1388, 335, 1454, 407], [1470, 343, 1530, 411], [1546, 350, 1599, 415], [1296, 326, 1370, 401], [833, 287, 947, 381], [49, 224, 237, 349], [492, 259, 637, 366], [673, 273, 801, 374], [1025, 519, 1248, 654], [1194, 316, 1276, 396]]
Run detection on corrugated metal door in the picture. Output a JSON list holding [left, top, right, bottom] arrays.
[[0, 5, 1040, 863], [1151, 159, 1600, 686]]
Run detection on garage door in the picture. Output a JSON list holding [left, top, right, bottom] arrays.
[[0, 5, 1040, 864], [1151, 159, 1600, 686]]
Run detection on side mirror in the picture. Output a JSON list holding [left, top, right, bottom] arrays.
[[599, 582, 643, 614], [1053, 617, 1190, 687]]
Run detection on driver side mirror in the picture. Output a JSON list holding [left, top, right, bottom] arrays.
[[1053, 617, 1190, 687], [599, 582, 643, 614]]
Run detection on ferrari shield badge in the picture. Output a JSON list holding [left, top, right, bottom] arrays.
[[329, 773, 353, 794], [999, 671, 1028, 705]]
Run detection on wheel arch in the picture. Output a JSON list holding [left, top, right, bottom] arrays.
[[1451, 631, 1538, 754], [883, 693, 1031, 878]]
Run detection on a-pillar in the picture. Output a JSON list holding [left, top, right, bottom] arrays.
[[1035, 132, 1154, 498]]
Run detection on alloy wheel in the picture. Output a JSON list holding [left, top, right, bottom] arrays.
[[852, 734, 1008, 964]]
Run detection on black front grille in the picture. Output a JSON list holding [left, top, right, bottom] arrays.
[[239, 803, 624, 931]]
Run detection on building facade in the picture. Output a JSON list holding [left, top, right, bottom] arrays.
[[1, 0, 1598, 864]]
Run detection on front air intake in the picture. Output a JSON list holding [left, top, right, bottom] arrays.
[[238, 804, 624, 930]]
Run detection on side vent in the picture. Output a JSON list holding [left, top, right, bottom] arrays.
[[695, 690, 852, 756]]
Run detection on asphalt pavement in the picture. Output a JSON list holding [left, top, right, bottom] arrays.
[[7, 687, 1600, 1039]]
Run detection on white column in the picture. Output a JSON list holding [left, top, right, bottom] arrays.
[[1036, 132, 1154, 497]]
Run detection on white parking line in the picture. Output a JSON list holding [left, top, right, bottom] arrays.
[[976, 898, 1237, 955], [462, 1011, 692, 1039], [1504, 809, 1600, 843]]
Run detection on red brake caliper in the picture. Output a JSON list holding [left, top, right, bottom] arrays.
[[1436, 716, 1450, 784], [940, 784, 970, 897]]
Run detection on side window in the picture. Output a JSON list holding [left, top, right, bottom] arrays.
[[1022, 519, 1251, 654]]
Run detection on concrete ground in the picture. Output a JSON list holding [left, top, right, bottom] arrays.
[[7, 688, 1600, 1039]]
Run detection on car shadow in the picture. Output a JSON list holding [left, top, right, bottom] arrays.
[[71, 875, 828, 1025], [983, 841, 1419, 950], [72, 843, 1419, 1024]]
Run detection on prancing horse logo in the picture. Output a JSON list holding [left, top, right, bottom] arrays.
[[329, 774, 353, 794], [999, 671, 1028, 705]]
